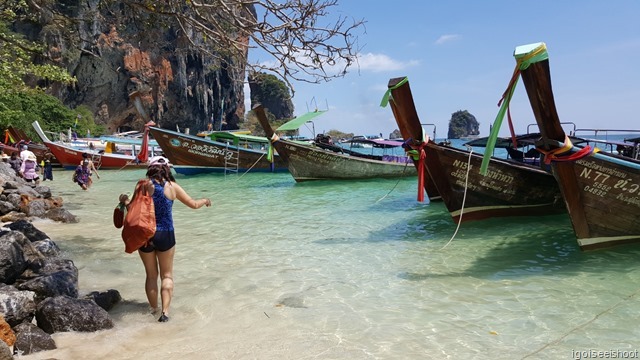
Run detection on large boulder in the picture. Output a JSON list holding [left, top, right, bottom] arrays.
[[43, 208, 78, 223], [16, 258, 79, 301], [5, 220, 49, 242], [0, 231, 28, 284], [83, 289, 122, 312], [13, 322, 56, 355], [35, 296, 114, 334], [0, 285, 36, 327]]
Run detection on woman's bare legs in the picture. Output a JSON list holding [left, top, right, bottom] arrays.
[[157, 246, 175, 319], [138, 250, 159, 312]]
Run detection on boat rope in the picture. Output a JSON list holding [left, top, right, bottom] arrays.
[[521, 285, 640, 359], [440, 146, 473, 250], [536, 135, 599, 164], [375, 160, 412, 203]]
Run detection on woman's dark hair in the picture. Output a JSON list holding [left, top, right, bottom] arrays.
[[146, 164, 175, 183], [82, 152, 89, 159]]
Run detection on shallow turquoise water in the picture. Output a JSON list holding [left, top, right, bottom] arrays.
[[21, 166, 640, 360]]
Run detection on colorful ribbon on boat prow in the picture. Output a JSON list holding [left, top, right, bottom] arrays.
[[480, 43, 549, 175], [403, 134, 430, 202], [266, 133, 279, 162], [379, 77, 409, 108], [537, 135, 600, 164]]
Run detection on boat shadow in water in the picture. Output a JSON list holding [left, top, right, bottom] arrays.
[[396, 214, 640, 280]]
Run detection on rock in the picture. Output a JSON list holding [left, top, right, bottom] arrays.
[[15, 186, 39, 199], [13, 322, 56, 355], [0, 314, 16, 347], [5, 220, 50, 242], [0, 231, 28, 284], [33, 185, 52, 199], [32, 238, 60, 258], [43, 208, 78, 223], [0, 211, 28, 223], [84, 290, 122, 311], [35, 296, 114, 334], [0, 201, 16, 216], [0, 338, 12, 360], [23, 199, 47, 217], [0, 285, 36, 327], [16, 259, 79, 301]]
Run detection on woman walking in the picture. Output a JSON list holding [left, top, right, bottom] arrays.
[[133, 156, 211, 322]]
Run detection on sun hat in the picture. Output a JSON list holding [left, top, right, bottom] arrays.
[[148, 156, 171, 167], [1, 153, 9, 160], [26, 153, 37, 161]]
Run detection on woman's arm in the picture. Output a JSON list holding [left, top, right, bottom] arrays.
[[171, 182, 211, 209], [91, 162, 100, 178]]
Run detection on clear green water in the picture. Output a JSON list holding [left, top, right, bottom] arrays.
[[22, 167, 640, 359]]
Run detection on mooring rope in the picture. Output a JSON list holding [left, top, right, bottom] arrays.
[[375, 160, 412, 203], [440, 146, 473, 250]]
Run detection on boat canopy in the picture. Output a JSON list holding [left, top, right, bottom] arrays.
[[276, 110, 328, 131], [343, 138, 404, 148], [465, 133, 589, 148], [208, 131, 270, 145], [99, 135, 159, 147]]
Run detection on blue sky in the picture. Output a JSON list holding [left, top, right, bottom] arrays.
[[248, 1, 640, 139]]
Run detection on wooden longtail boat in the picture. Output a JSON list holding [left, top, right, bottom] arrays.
[[253, 105, 416, 182], [148, 126, 288, 175], [4, 126, 53, 163], [32, 121, 149, 169], [384, 76, 566, 223], [515, 42, 640, 250]]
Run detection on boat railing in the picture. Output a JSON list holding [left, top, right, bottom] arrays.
[[527, 122, 577, 136]]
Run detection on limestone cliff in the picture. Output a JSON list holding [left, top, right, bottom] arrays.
[[16, 1, 250, 134]]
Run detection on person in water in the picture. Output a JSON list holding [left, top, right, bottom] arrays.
[[81, 152, 100, 179], [74, 159, 92, 190], [41, 152, 54, 181], [133, 156, 211, 322]]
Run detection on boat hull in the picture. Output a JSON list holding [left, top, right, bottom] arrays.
[[278, 139, 416, 182], [518, 44, 640, 249], [385, 76, 566, 220], [149, 127, 288, 175], [42, 141, 145, 169], [424, 142, 565, 223]]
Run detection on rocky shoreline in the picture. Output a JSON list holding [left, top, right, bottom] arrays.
[[0, 162, 121, 358]]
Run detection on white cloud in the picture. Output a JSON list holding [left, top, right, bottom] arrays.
[[251, 50, 418, 76], [355, 53, 419, 73], [435, 34, 461, 45]]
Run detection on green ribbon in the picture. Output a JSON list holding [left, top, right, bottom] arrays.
[[380, 77, 409, 108], [267, 143, 274, 162], [480, 43, 549, 175]]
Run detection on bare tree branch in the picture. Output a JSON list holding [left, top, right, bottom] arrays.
[[122, 0, 366, 94]]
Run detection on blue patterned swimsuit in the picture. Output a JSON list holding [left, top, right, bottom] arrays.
[[139, 179, 175, 252]]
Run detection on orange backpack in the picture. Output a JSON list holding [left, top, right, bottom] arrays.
[[121, 179, 156, 253]]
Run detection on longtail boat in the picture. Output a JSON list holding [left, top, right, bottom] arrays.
[[253, 105, 416, 182], [514, 42, 640, 250], [4, 126, 53, 163], [384, 76, 566, 223], [32, 121, 150, 169], [148, 126, 288, 175]]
